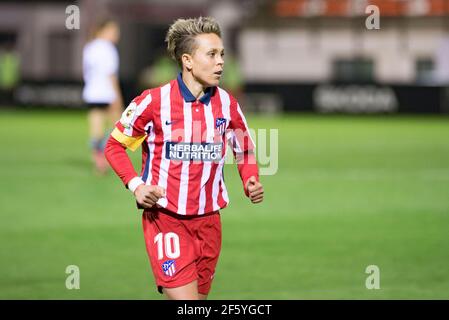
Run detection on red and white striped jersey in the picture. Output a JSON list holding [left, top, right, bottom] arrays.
[[106, 74, 259, 216]]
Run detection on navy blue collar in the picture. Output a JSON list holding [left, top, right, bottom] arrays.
[[177, 72, 214, 105]]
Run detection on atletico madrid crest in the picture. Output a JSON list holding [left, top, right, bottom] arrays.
[[162, 260, 176, 277], [215, 118, 227, 135]]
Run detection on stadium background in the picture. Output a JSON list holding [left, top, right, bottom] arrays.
[[0, 0, 448, 299]]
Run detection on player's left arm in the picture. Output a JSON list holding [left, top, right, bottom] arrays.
[[228, 98, 264, 204]]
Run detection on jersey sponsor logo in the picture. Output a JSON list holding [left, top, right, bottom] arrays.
[[165, 142, 222, 162], [119, 102, 137, 129], [162, 260, 176, 277], [215, 117, 227, 135]]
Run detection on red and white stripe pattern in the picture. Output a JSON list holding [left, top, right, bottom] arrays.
[[118, 80, 256, 216]]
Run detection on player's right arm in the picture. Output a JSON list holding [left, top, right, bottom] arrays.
[[104, 89, 165, 208]]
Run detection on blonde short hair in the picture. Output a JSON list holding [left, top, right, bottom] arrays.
[[165, 17, 221, 68]]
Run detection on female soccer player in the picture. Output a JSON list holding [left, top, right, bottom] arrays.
[[83, 19, 123, 174], [105, 17, 264, 300]]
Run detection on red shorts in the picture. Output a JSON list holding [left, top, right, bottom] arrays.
[[141, 207, 222, 295]]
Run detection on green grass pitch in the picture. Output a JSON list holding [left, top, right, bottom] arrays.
[[0, 109, 448, 299]]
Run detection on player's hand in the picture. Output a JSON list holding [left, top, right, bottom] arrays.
[[134, 185, 166, 209], [245, 176, 264, 204]]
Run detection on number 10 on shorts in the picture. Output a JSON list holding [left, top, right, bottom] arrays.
[[154, 232, 180, 260]]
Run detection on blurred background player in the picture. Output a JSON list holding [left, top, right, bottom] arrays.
[[0, 41, 20, 105], [82, 18, 123, 175]]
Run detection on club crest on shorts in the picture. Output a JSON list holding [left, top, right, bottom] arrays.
[[162, 260, 176, 277], [215, 118, 227, 135]]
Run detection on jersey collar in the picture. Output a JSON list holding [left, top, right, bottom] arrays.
[[177, 72, 214, 105]]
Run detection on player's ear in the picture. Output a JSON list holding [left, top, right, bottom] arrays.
[[182, 53, 193, 71]]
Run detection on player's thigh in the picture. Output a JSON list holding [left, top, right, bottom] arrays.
[[195, 212, 222, 295], [162, 279, 199, 300], [198, 293, 208, 300]]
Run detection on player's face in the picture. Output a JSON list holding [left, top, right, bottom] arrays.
[[103, 22, 120, 44], [190, 33, 224, 87]]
